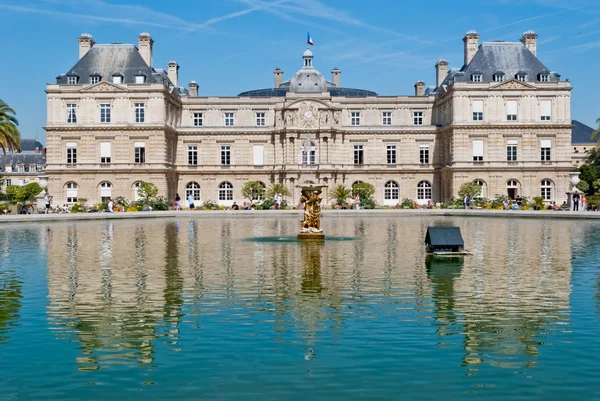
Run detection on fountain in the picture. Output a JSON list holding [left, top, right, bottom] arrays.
[[296, 184, 327, 240]]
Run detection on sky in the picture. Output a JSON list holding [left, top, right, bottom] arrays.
[[1, 0, 600, 144]]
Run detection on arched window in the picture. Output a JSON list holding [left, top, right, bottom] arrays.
[[219, 181, 234, 201], [384, 181, 399, 205], [473, 179, 486, 198], [301, 140, 316, 165], [541, 179, 553, 201], [132, 181, 142, 201], [417, 180, 432, 200], [506, 179, 520, 199], [99, 182, 112, 202], [65, 182, 78, 203], [186, 182, 201, 201]]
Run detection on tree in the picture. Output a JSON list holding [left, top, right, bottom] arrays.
[[0, 99, 20, 154], [330, 185, 352, 206], [591, 117, 600, 142], [5, 182, 42, 204], [241, 181, 266, 202], [577, 180, 590, 193], [137, 181, 159, 201], [266, 183, 290, 199], [352, 182, 375, 200], [458, 182, 482, 198]]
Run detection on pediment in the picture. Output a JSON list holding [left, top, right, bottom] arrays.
[[81, 81, 128, 92], [490, 79, 536, 90], [285, 98, 333, 110]]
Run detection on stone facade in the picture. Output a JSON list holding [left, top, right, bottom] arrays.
[[45, 31, 574, 207]]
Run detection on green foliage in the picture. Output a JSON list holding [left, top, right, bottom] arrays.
[[266, 183, 290, 199], [113, 196, 129, 208], [400, 198, 416, 209], [352, 182, 375, 200], [137, 181, 159, 200], [202, 200, 219, 210], [593, 179, 600, 194], [5, 182, 42, 204], [241, 181, 266, 202], [532, 196, 545, 210], [491, 195, 511, 209], [330, 185, 352, 206], [577, 180, 590, 193], [0, 99, 21, 154], [458, 182, 482, 198]]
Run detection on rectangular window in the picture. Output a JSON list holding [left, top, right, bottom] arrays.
[[221, 145, 231, 165], [540, 74, 549, 82], [253, 145, 264, 165], [507, 140, 517, 161], [135, 102, 145, 123], [419, 145, 429, 164], [256, 112, 266, 126], [66, 103, 77, 124], [541, 139, 552, 161], [506, 100, 518, 121], [113, 75, 123, 84], [100, 142, 111, 164], [472, 100, 483, 121], [67, 76, 78, 84], [386, 145, 396, 164], [100, 103, 111, 123], [90, 76, 100, 84], [353, 145, 364, 165], [66, 142, 77, 164], [5, 179, 11, 187], [471, 74, 482, 82], [135, 75, 145, 84], [382, 111, 392, 126], [193, 112, 203, 127], [188, 146, 198, 165], [351, 112, 361, 126], [224, 112, 234, 126], [413, 111, 423, 125], [540, 100, 552, 121], [516, 74, 526, 82], [472, 140, 484, 162], [134, 142, 146, 163]]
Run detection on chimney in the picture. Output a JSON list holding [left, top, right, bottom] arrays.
[[34, 147, 40, 154], [435, 59, 449, 88], [463, 30, 480, 66], [331, 67, 341, 88], [273, 68, 283, 88], [137, 32, 154, 68], [520, 30, 538, 56], [78, 33, 95, 59], [188, 81, 198, 97], [414, 81, 425, 96], [167, 61, 179, 88]]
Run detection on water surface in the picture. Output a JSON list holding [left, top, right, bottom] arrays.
[[1, 216, 599, 400]]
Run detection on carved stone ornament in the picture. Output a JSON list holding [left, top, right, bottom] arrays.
[[297, 102, 319, 129], [491, 79, 535, 90], [82, 81, 127, 92]]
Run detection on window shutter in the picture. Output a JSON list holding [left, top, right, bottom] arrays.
[[134, 142, 145, 148], [253, 145, 264, 165], [472, 100, 483, 113], [507, 100, 518, 115], [100, 142, 111, 157], [472, 140, 484, 157], [540, 139, 552, 148], [540, 100, 552, 116]]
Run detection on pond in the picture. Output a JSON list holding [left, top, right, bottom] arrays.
[[0, 216, 599, 400]]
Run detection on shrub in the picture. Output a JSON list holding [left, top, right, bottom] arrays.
[[202, 200, 219, 210], [241, 181, 266, 203], [113, 196, 129, 208], [137, 182, 159, 201], [532, 196, 545, 210], [458, 182, 482, 198], [400, 198, 415, 209], [330, 185, 352, 207]]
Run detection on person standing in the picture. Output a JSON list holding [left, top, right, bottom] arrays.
[[107, 198, 114, 213], [516, 195, 522, 209], [354, 194, 360, 210], [187, 193, 195, 210], [582, 195, 587, 211], [572, 192, 580, 211], [44, 193, 52, 214], [464, 195, 470, 209], [275, 192, 282, 209], [174, 193, 181, 211]]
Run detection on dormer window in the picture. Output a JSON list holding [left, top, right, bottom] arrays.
[[516, 73, 527, 82], [539, 73, 550, 82], [112, 74, 123, 84], [90, 74, 101, 84], [67, 76, 78, 84], [492, 73, 505, 82], [471, 74, 483, 82], [135, 74, 146, 84]]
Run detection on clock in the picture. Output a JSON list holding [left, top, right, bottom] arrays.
[[304, 111, 312, 119]]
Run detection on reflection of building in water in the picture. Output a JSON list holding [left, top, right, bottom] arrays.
[[430, 218, 572, 371], [0, 229, 23, 345]]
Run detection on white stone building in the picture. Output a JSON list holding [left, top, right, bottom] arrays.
[[45, 31, 573, 206]]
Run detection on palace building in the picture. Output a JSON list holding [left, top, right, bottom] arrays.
[[44, 31, 573, 206]]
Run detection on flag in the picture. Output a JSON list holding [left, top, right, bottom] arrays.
[[307, 32, 313, 46]]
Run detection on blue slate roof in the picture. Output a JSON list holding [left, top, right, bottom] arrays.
[[571, 120, 596, 144], [238, 86, 377, 97]]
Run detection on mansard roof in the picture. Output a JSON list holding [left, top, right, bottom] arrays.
[[571, 120, 596, 144], [453, 41, 560, 83], [238, 86, 377, 97], [56, 44, 161, 85]]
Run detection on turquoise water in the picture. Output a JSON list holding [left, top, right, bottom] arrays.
[[0, 216, 599, 400]]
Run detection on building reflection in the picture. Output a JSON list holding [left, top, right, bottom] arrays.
[[44, 216, 573, 372], [0, 228, 22, 345]]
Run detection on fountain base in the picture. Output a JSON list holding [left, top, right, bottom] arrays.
[[297, 232, 325, 241]]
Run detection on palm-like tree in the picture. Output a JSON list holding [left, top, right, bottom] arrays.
[[266, 183, 291, 199], [0, 99, 20, 154], [591, 117, 600, 142], [330, 185, 352, 206]]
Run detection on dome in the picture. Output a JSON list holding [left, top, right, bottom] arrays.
[[290, 69, 327, 93], [303, 48, 313, 57]]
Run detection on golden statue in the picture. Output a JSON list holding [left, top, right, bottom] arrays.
[[296, 185, 327, 240]]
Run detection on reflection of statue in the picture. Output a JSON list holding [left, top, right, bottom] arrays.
[[296, 185, 327, 240]]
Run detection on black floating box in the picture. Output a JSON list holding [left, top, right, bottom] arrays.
[[425, 227, 465, 253]]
